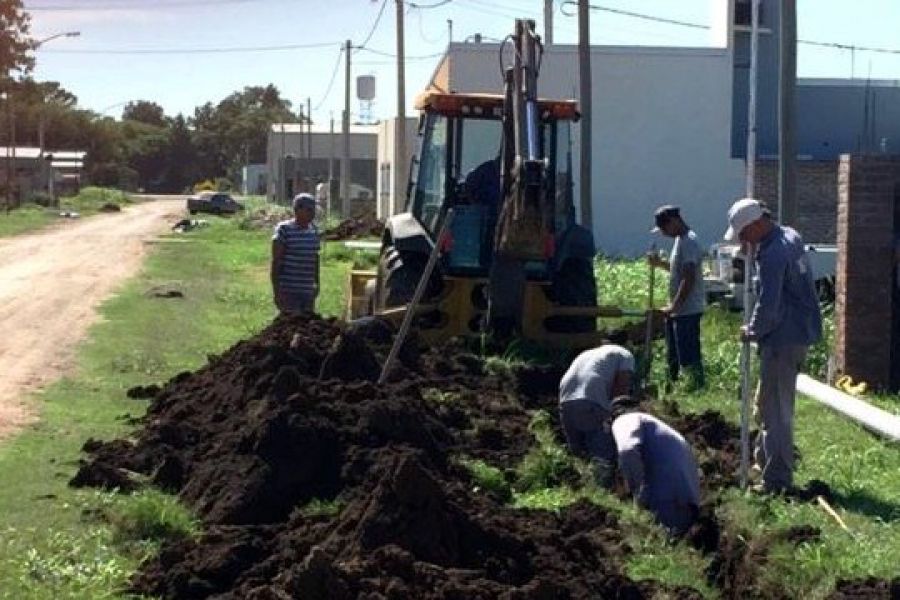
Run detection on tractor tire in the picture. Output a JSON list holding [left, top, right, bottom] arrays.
[[546, 257, 598, 333], [375, 245, 442, 310]]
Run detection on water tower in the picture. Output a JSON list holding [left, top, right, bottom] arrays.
[[357, 75, 376, 124]]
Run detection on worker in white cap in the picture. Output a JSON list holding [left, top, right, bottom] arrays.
[[724, 198, 822, 494]]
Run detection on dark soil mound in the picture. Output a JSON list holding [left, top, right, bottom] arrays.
[[71, 314, 711, 598], [828, 577, 900, 599], [69, 313, 751, 598], [324, 216, 384, 240]]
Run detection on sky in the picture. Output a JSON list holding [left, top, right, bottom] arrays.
[[24, 0, 900, 123]]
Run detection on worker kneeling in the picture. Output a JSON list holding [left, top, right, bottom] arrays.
[[558, 344, 634, 487], [609, 396, 701, 536]]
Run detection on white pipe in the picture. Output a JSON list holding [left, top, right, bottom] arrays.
[[797, 374, 900, 442]]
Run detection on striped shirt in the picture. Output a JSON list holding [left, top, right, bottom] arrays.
[[273, 219, 320, 294]]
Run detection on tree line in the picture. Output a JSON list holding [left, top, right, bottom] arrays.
[[3, 81, 301, 194], [1, 0, 302, 196]]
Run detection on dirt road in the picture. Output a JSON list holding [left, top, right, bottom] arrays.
[[0, 197, 184, 440]]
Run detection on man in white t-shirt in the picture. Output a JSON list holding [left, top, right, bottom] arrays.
[[648, 205, 706, 389]]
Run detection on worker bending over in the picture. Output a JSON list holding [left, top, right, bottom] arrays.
[[558, 344, 634, 486], [609, 396, 701, 535]]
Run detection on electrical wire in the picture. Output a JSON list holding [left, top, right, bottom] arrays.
[[559, 1, 708, 30], [356, 0, 389, 52], [38, 41, 340, 55], [407, 0, 452, 9], [560, 1, 900, 56], [355, 46, 445, 60], [26, 0, 262, 10], [415, 8, 446, 45], [313, 45, 344, 111]]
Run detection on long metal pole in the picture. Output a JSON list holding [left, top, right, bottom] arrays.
[[341, 39, 352, 217], [739, 0, 761, 491], [396, 0, 407, 222], [328, 112, 335, 216], [778, 0, 797, 226], [280, 122, 286, 204], [544, 0, 554, 45], [378, 209, 455, 385], [306, 96, 312, 165], [577, 0, 592, 229]]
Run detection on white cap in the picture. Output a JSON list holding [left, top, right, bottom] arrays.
[[724, 197, 764, 241]]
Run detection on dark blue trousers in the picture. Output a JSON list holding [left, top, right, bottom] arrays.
[[665, 313, 704, 385]]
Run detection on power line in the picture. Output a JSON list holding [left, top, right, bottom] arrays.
[[25, 0, 261, 10], [37, 41, 340, 55], [415, 7, 446, 45], [356, 47, 445, 60], [407, 0, 452, 9], [314, 46, 344, 111], [357, 0, 389, 52], [561, 1, 900, 57], [559, 1, 707, 30]]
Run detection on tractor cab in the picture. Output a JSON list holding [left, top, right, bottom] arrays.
[[409, 91, 581, 281]]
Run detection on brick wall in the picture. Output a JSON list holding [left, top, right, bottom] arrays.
[[835, 155, 900, 391], [754, 159, 839, 243]]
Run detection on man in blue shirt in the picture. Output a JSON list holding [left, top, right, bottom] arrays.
[[609, 396, 701, 535], [724, 198, 822, 493], [649, 205, 706, 389]]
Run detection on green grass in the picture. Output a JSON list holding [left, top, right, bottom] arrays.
[[457, 457, 512, 501], [0, 187, 133, 239], [508, 408, 715, 597], [0, 208, 361, 598], [630, 262, 900, 598]]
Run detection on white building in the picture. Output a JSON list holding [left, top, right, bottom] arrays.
[[266, 123, 378, 210], [380, 1, 750, 255], [375, 117, 417, 220]]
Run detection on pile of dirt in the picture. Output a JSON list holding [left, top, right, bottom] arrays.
[[324, 215, 384, 240], [828, 577, 900, 599], [72, 314, 715, 598]]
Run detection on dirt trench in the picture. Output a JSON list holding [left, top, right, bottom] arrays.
[[70, 313, 862, 599]]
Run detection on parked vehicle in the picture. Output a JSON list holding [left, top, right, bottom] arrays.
[[187, 191, 244, 215], [704, 242, 837, 309]]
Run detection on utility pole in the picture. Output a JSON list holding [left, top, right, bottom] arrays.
[[4, 84, 11, 213], [341, 39, 352, 217], [280, 122, 286, 204], [778, 0, 797, 226], [544, 0, 553, 45], [329, 112, 335, 216], [396, 0, 407, 216], [577, 0, 592, 229], [306, 96, 312, 167]]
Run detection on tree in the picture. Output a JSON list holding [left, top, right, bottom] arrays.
[[0, 1, 34, 82], [190, 85, 298, 182], [163, 114, 197, 192], [122, 100, 167, 128]]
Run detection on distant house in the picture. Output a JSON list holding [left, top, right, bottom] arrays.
[[0, 147, 87, 206], [266, 123, 377, 215]]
